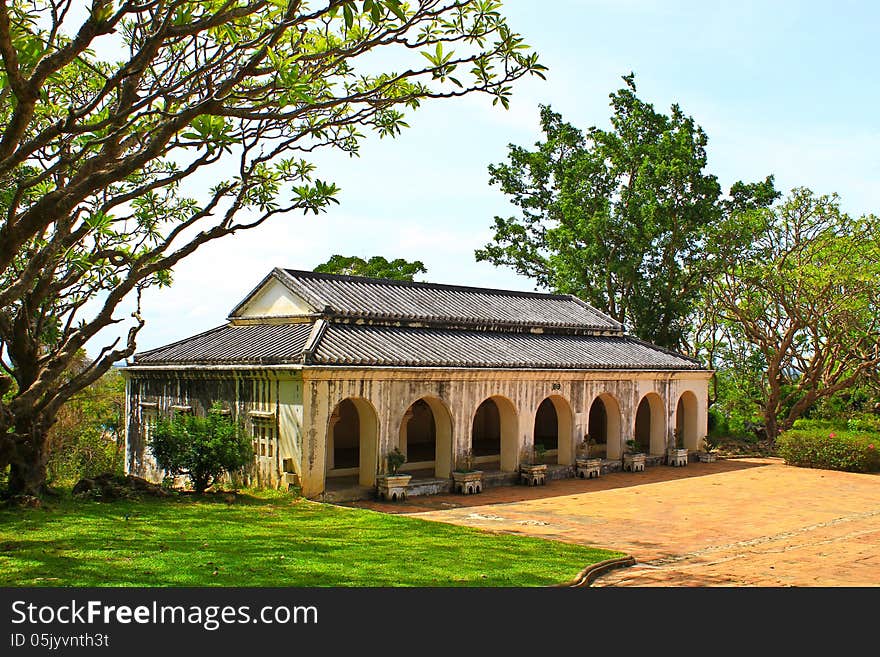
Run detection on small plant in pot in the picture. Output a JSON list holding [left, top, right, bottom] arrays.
[[452, 448, 483, 495], [623, 438, 646, 472], [519, 443, 548, 486], [576, 434, 602, 479], [698, 435, 719, 462], [376, 447, 411, 501], [667, 428, 689, 467]]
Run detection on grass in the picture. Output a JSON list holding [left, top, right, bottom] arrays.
[[0, 491, 621, 587]]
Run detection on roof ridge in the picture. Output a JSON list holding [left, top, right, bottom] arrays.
[[282, 268, 572, 300]]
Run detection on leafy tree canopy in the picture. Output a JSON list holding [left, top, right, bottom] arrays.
[[314, 254, 427, 280], [476, 74, 777, 351], [0, 0, 545, 495], [701, 188, 880, 439]]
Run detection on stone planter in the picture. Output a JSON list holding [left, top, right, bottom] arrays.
[[667, 447, 689, 467], [376, 473, 412, 501], [576, 457, 603, 479], [519, 463, 548, 486], [623, 453, 646, 472], [697, 451, 717, 463], [452, 470, 483, 495]]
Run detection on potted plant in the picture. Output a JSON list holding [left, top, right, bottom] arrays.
[[519, 443, 548, 486], [698, 434, 719, 462], [623, 438, 646, 472], [667, 428, 689, 467], [376, 446, 411, 501], [452, 448, 483, 495], [576, 434, 602, 479]]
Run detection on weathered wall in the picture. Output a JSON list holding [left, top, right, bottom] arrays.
[[299, 367, 711, 498], [123, 369, 304, 488]]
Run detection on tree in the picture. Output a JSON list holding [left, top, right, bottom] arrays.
[[46, 356, 125, 485], [704, 188, 880, 440], [475, 74, 777, 351], [0, 0, 545, 495], [314, 254, 426, 280], [150, 404, 251, 493]]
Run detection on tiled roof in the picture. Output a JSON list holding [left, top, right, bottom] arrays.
[[131, 270, 703, 371], [310, 324, 701, 370], [131, 321, 700, 370], [133, 323, 312, 364], [273, 269, 623, 331]]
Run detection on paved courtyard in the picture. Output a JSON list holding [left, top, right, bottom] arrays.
[[348, 457, 880, 586]]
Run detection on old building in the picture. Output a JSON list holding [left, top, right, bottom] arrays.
[[123, 268, 711, 498]]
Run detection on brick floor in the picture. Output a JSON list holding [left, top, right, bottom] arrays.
[[345, 457, 880, 586]]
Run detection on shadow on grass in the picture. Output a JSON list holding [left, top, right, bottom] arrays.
[[0, 494, 619, 587]]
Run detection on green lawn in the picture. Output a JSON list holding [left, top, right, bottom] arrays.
[[0, 492, 621, 586]]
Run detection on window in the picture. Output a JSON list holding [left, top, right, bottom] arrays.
[[139, 402, 158, 443], [251, 416, 276, 458]]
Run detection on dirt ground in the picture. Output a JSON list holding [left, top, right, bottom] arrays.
[[348, 457, 880, 587]]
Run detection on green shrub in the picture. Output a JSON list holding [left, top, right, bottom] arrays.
[[149, 404, 252, 493], [777, 429, 880, 473], [47, 427, 123, 486], [791, 417, 843, 432], [845, 414, 880, 433]]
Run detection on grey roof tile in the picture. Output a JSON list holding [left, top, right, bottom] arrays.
[[133, 323, 312, 364], [310, 324, 701, 370], [279, 269, 622, 331]]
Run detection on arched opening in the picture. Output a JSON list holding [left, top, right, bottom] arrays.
[[534, 396, 575, 465], [398, 396, 454, 479], [471, 396, 519, 472], [326, 397, 379, 487], [588, 393, 622, 459], [634, 393, 666, 456], [534, 398, 558, 464], [675, 391, 699, 450]]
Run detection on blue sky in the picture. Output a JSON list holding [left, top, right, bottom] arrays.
[[121, 0, 880, 354]]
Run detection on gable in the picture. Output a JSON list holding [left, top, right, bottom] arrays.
[[231, 276, 314, 318]]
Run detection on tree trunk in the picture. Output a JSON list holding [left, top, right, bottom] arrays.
[[6, 417, 51, 497], [8, 435, 49, 497], [763, 411, 779, 443]]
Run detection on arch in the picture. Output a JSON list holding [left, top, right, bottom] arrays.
[[534, 395, 575, 465], [675, 390, 700, 450], [634, 392, 666, 456], [326, 397, 379, 487], [588, 393, 622, 460], [471, 395, 519, 472], [398, 396, 454, 479]]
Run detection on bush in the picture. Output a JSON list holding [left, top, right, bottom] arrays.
[[777, 429, 880, 473], [149, 404, 252, 493], [47, 427, 123, 487]]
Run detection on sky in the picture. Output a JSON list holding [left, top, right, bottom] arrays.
[[96, 0, 880, 356]]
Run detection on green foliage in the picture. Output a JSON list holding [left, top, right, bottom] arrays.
[[385, 447, 406, 474], [0, 0, 545, 496], [476, 74, 777, 350], [777, 429, 880, 473], [625, 438, 640, 454], [46, 365, 125, 487], [702, 434, 719, 453], [791, 413, 880, 434], [314, 255, 427, 281], [701, 188, 880, 439], [149, 404, 252, 493], [533, 442, 547, 464]]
